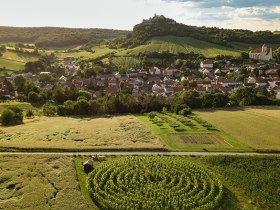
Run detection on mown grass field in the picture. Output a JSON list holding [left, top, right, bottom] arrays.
[[0, 155, 89, 210], [195, 107, 280, 151], [116, 36, 242, 58], [0, 115, 163, 150], [136, 112, 251, 152], [74, 155, 280, 210]]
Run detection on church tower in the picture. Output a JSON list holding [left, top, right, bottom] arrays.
[[262, 44, 268, 53]]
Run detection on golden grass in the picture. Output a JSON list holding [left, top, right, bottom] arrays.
[[0, 115, 163, 150], [195, 107, 280, 151], [0, 155, 89, 210]]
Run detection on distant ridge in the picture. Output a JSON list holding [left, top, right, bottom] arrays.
[[0, 26, 129, 48]]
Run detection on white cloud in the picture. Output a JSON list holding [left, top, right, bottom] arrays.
[[0, 0, 278, 31]]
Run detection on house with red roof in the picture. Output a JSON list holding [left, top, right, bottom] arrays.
[[200, 59, 214, 69]]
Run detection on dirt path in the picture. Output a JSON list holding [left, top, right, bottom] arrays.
[[0, 151, 279, 156]]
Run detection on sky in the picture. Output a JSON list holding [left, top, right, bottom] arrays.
[[0, 0, 279, 31]]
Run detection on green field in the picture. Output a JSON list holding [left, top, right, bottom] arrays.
[[0, 101, 42, 115], [54, 46, 118, 60], [195, 107, 280, 151], [0, 58, 24, 72], [116, 36, 242, 57], [0, 50, 39, 75], [2, 50, 39, 62], [88, 156, 223, 209], [74, 155, 280, 210], [0, 115, 163, 150], [111, 57, 141, 71], [0, 155, 89, 210], [136, 112, 251, 152]]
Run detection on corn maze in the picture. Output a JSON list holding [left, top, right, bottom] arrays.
[[88, 156, 223, 210]]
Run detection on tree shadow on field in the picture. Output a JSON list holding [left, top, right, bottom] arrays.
[[217, 187, 242, 210]]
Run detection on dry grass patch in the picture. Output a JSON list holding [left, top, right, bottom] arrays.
[[0, 155, 88, 210], [0, 115, 163, 150]]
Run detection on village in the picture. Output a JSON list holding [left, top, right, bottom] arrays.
[[0, 44, 280, 100]]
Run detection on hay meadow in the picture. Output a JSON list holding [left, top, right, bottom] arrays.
[[0, 115, 163, 150], [0, 155, 89, 210]]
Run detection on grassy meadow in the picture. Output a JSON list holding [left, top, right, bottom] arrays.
[[0, 155, 89, 210], [136, 112, 251, 152], [0, 115, 163, 150], [195, 107, 280, 151]]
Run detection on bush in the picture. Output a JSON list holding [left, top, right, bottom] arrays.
[[77, 96, 88, 101], [148, 112, 157, 120], [8, 107, 23, 124], [1, 107, 23, 126], [26, 109, 34, 118], [178, 108, 192, 116], [28, 91, 41, 103], [78, 90, 92, 101], [1, 109, 15, 125], [57, 105, 67, 116], [42, 103, 56, 116], [74, 99, 89, 115]]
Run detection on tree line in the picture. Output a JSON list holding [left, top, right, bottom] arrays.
[[0, 27, 129, 48]]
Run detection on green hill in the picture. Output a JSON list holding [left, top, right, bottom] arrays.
[[117, 36, 242, 57], [122, 15, 280, 49]]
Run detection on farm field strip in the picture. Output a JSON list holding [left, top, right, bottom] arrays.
[[195, 107, 280, 151], [168, 133, 232, 147], [136, 113, 250, 152]]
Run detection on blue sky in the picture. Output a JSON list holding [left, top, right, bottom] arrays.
[[0, 0, 279, 31]]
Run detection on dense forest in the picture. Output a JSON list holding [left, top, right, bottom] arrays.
[[119, 15, 280, 48], [0, 26, 129, 48]]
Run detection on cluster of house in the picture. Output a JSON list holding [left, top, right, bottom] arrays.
[[1, 47, 280, 99]]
